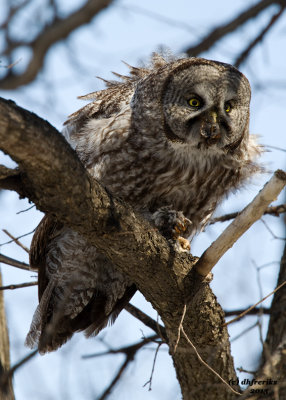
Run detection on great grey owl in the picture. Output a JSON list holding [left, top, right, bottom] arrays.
[[26, 53, 262, 353]]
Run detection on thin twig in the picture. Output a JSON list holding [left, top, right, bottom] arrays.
[[82, 334, 159, 359], [225, 280, 286, 326], [16, 205, 35, 214], [224, 307, 270, 318], [125, 303, 167, 340], [118, 4, 196, 35], [260, 218, 286, 240], [173, 304, 187, 354], [0, 229, 35, 247], [230, 321, 259, 342], [2, 229, 30, 253], [236, 367, 256, 374], [0, 253, 35, 271], [210, 203, 286, 224], [0, 281, 37, 291], [252, 259, 265, 347], [143, 342, 162, 391], [265, 145, 286, 153]]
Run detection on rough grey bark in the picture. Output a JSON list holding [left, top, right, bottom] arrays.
[[0, 96, 244, 399], [0, 270, 15, 400]]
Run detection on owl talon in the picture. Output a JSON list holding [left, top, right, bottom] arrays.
[[174, 236, 191, 253], [172, 216, 193, 239]]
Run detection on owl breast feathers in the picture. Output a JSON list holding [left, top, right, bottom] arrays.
[[26, 53, 262, 353]]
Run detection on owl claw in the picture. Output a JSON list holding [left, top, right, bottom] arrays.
[[172, 215, 192, 239], [174, 236, 191, 253]]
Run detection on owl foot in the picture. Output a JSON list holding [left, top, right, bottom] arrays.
[[174, 236, 191, 253], [171, 213, 192, 240], [151, 207, 192, 252]]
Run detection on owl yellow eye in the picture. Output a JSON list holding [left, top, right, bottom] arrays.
[[188, 98, 201, 108], [225, 102, 231, 113]]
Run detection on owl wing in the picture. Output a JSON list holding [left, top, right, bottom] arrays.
[[26, 215, 136, 353]]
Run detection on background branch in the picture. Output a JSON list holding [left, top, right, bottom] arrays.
[[234, 5, 285, 68], [0, 0, 115, 89], [210, 203, 286, 224], [185, 0, 283, 57]]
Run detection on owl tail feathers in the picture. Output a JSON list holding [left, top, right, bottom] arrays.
[[25, 307, 74, 355], [25, 279, 56, 352], [25, 304, 41, 349]]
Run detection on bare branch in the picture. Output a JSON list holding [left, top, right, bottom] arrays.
[[0, 0, 115, 89], [185, 0, 283, 56], [0, 230, 35, 247], [82, 334, 159, 359], [224, 307, 270, 318], [143, 342, 162, 391], [230, 321, 259, 343], [260, 218, 286, 240], [210, 203, 286, 224], [2, 229, 29, 253], [235, 6, 285, 68], [124, 303, 167, 340], [265, 145, 286, 153], [195, 170, 286, 277], [0, 253, 34, 272], [0, 281, 37, 291]]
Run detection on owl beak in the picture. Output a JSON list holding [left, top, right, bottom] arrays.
[[200, 111, 221, 140]]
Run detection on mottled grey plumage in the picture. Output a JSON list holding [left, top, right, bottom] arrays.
[[26, 53, 262, 353]]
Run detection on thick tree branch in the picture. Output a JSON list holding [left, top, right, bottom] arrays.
[[185, 0, 284, 57], [0, 0, 114, 89]]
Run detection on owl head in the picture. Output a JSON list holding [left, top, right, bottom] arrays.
[[131, 56, 251, 157]]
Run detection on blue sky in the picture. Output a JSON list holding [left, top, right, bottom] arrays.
[[0, 1, 285, 399]]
